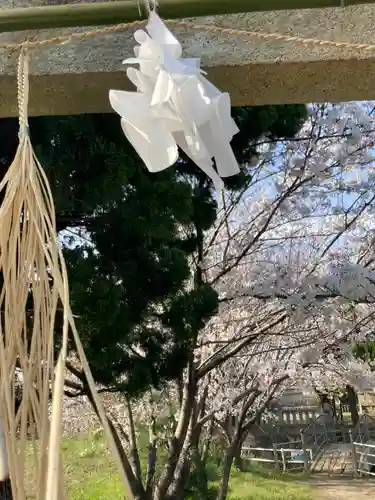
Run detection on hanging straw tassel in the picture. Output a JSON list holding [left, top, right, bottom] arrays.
[[0, 47, 135, 500]]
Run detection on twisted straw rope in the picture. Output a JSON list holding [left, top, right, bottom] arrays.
[[0, 18, 374, 54]]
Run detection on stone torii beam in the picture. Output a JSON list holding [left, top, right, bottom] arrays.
[[0, 0, 374, 116]]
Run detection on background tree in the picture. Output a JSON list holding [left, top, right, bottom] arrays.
[[0, 114, 205, 399], [184, 101, 375, 499], [353, 338, 375, 423]]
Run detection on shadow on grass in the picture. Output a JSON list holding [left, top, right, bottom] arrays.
[[197, 458, 315, 500], [227, 466, 315, 500], [238, 461, 311, 482]]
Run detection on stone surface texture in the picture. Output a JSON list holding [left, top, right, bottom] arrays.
[[0, 1, 373, 115]]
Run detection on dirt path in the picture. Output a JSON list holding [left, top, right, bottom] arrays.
[[299, 478, 375, 499]]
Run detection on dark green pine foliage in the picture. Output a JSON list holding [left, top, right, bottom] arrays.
[[0, 105, 307, 397]]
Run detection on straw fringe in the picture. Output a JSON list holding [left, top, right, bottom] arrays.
[[0, 49, 135, 500]]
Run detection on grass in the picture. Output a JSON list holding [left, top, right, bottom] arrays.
[[24, 433, 123, 499], [61, 434, 123, 499], [25, 435, 317, 499], [227, 466, 315, 500]]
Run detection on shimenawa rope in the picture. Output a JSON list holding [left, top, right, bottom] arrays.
[[0, 18, 374, 54]]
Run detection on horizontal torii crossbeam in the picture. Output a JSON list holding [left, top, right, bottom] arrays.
[[0, 1, 372, 32], [0, 0, 374, 116]]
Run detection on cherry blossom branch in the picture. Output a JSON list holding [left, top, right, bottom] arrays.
[[197, 311, 287, 378]]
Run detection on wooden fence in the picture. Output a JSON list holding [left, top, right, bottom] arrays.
[[354, 441, 375, 476], [241, 441, 312, 472], [264, 404, 375, 427], [262, 406, 321, 426]]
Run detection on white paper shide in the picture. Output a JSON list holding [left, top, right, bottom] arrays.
[[109, 12, 240, 190]]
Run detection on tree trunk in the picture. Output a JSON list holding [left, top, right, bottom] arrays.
[[86, 392, 145, 499], [0, 479, 12, 500], [331, 396, 337, 420], [167, 459, 190, 500], [346, 385, 359, 427], [217, 445, 235, 500], [146, 445, 157, 500], [125, 396, 143, 483], [233, 433, 247, 472], [201, 419, 214, 466], [166, 406, 201, 500], [154, 369, 196, 500], [146, 418, 157, 499]]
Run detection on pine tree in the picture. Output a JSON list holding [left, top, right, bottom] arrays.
[[0, 107, 307, 397]]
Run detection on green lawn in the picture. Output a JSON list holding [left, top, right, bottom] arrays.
[[27, 435, 316, 500], [61, 435, 124, 499], [227, 467, 314, 500]]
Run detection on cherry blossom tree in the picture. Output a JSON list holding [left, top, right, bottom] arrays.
[[203, 102, 375, 373], [65, 102, 375, 500], [190, 101, 375, 499]]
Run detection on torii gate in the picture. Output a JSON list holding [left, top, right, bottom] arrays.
[[0, 1, 373, 499], [0, 0, 374, 117]]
